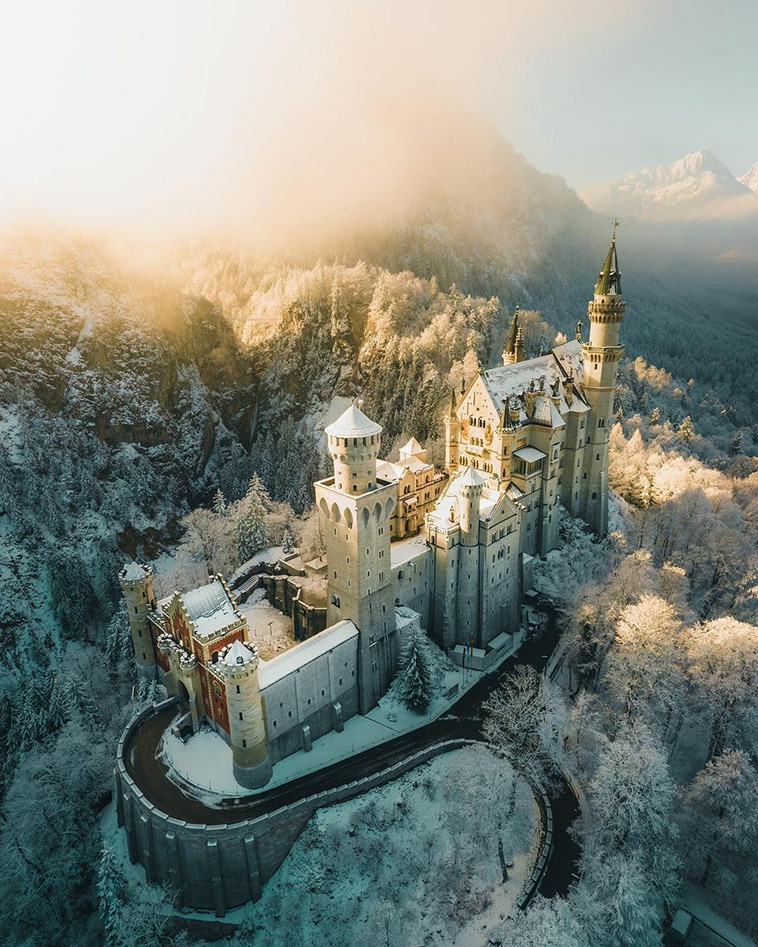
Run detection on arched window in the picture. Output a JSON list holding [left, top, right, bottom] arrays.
[[331, 594, 341, 608], [211, 651, 219, 664]]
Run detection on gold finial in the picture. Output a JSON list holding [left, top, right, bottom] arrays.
[[612, 218, 620, 241]]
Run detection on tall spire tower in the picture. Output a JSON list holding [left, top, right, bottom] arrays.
[[503, 305, 525, 364], [579, 224, 625, 536]]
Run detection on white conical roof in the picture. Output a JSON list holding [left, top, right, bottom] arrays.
[[399, 436, 424, 458], [458, 466, 485, 488], [224, 639, 257, 666], [325, 404, 382, 438], [122, 561, 147, 581]]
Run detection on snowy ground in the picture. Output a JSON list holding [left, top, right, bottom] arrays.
[[160, 628, 525, 801], [231, 746, 540, 947], [237, 588, 296, 660], [160, 726, 242, 795]]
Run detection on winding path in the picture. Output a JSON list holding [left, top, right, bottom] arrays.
[[124, 605, 580, 901]]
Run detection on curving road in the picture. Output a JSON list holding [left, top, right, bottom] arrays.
[[124, 606, 581, 899]]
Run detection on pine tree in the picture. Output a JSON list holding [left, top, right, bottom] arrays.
[[237, 474, 269, 561], [396, 627, 434, 712], [678, 416, 695, 442], [213, 487, 227, 517], [97, 845, 126, 946]]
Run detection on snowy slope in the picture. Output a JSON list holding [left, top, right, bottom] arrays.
[[738, 161, 758, 194], [582, 149, 758, 220]]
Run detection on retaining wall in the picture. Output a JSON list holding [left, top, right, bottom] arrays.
[[116, 700, 479, 916]]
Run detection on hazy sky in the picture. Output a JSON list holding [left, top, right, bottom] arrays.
[[1, 0, 755, 234]]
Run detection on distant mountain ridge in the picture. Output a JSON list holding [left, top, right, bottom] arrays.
[[739, 161, 758, 194], [582, 148, 758, 220]]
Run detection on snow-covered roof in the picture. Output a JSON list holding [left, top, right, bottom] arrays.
[[391, 534, 431, 568], [122, 561, 148, 581], [325, 404, 382, 439], [513, 446, 546, 463], [399, 437, 425, 458], [376, 459, 407, 482], [459, 466, 485, 488], [258, 620, 359, 689], [479, 342, 589, 419], [223, 639, 257, 666], [552, 340, 585, 386], [182, 580, 239, 638]]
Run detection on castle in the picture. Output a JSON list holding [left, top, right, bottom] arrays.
[[120, 232, 625, 789]]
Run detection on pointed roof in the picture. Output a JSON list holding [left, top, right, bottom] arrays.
[[325, 403, 382, 439], [399, 436, 425, 459], [122, 561, 147, 582], [458, 466, 485, 488], [594, 224, 622, 296], [224, 639, 257, 666], [504, 305, 520, 355]]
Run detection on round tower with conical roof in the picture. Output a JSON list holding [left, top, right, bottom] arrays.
[[315, 403, 398, 713], [325, 402, 382, 495], [221, 640, 271, 789], [580, 224, 626, 537], [119, 562, 157, 682]]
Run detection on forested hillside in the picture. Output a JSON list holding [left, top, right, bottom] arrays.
[[0, 118, 756, 944]]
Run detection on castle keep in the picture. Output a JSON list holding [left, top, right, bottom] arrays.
[[120, 233, 625, 789]]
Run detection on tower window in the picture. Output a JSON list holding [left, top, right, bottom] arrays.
[[236, 685, 240, 694], [243, 739, 247, 747], [239, 712, 243, 720]]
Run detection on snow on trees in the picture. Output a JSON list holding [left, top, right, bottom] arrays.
[[237, 473, 270, 562], [483, 664, 566, 788], [396, 627, 434, 712], [684, 617, 758, 761], [97, 846, 127, 946], [603, 594, 683, 724], [682, 750, 758, 888]]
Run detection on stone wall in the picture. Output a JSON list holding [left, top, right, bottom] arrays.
[[116, 699, 477, 916]]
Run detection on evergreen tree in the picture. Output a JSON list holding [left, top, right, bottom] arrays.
[[678, 416, 695, 442], [237, 474, 269, 561], [396, 627, 434, 712], [97, 845, 126, 946], [213, 487, 227, 517]]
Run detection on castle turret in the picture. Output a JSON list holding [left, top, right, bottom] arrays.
[[458, 466, 483, 545], [315, 404, 398, 713], [325, 402, 382, 495], [503, 305, 526, 364], [455, 466, 484, 646], [579, 224, 626, 536], [221, 640, 271, 789], [119, 562, 157, 683], [444, 387, 460, 473]]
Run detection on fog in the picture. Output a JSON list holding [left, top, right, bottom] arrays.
[[0, 0, 633, 244]]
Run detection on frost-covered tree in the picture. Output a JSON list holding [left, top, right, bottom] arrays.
[[396, 627, 434, 712], [213, 487, 227, 517], [682, 751, 758, 887], [684, 617, 758, 760], [97, 845, 126, 946], [237, 473, 270, 562], [483, 664, 566, 788]]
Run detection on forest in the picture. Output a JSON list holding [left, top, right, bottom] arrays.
[[0, 132, 755, 947]]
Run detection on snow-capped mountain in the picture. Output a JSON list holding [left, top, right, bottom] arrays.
[[582, 148, 758, 220], [738, 161, 758, 194]]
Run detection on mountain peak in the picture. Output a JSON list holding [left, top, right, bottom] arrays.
[[738, 162, 758, 194], [582, 149, 756, 221]]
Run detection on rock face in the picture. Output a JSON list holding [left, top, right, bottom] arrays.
[[582, 149, 758, 220]]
